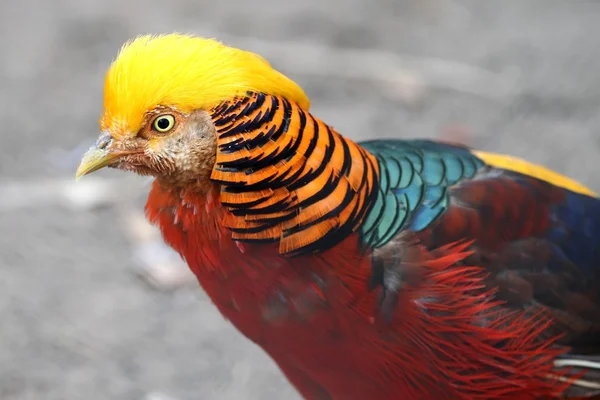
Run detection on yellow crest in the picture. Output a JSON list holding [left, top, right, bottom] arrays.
[[100, 34, 310, 136]]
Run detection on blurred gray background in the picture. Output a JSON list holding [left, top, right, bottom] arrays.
[[2, 0, 600, 399]]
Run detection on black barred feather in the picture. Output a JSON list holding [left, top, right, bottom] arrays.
[[209, 92, 380, 255]]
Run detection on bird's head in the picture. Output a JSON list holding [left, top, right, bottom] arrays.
[[76, 34, 310, 187]]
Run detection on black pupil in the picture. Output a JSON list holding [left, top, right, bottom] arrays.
[[157, 117, 171, 130]]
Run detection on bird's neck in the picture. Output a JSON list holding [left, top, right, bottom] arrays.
[[200, 92, 380, 256]]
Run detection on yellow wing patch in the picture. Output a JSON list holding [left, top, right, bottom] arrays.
[[474, 151, 597, 197]]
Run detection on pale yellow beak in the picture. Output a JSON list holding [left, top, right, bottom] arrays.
[[75, 146, 122, 180]]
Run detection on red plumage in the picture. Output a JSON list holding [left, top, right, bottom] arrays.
[[146, 181, 585, 400], [422, 173, 566, 250]]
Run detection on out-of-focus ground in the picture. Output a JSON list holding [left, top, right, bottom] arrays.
[[2, 1, 600, 399]]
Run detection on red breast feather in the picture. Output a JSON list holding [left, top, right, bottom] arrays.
[[146, 182, 577, 399]]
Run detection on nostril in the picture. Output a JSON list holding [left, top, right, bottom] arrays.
[[96, 132, 113, 150]]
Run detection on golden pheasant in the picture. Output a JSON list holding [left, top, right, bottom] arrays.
[[76, 34, 600, 399]]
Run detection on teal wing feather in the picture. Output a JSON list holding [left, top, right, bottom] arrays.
[[359, 139, 485, 248]]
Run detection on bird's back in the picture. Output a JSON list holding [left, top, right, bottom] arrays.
[[359, 139, 600, 353]]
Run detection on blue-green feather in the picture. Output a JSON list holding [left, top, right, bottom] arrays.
[[358, 139, 485, 248]]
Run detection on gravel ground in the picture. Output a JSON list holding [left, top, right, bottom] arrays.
[[2, 1, 600, 399]]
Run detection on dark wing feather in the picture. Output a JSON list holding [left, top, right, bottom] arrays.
[[360, 139, 600, 355], [430, 167, 600, 352]]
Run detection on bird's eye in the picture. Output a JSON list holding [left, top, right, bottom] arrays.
[[152, 114, 176, 133]]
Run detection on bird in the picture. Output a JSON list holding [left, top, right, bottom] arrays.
[[76, 34, 600, 399]]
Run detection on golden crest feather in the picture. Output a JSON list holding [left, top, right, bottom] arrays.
[[100, 33, 310, 136]]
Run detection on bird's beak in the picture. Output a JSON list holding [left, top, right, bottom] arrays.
[[75, 132, 123, 180], [75, 146, 122, 180]]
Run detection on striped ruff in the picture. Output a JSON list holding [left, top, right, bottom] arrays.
[[209, 92, 379, 256]]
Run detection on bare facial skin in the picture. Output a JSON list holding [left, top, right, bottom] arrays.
[[78, 108, 217, 190]]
